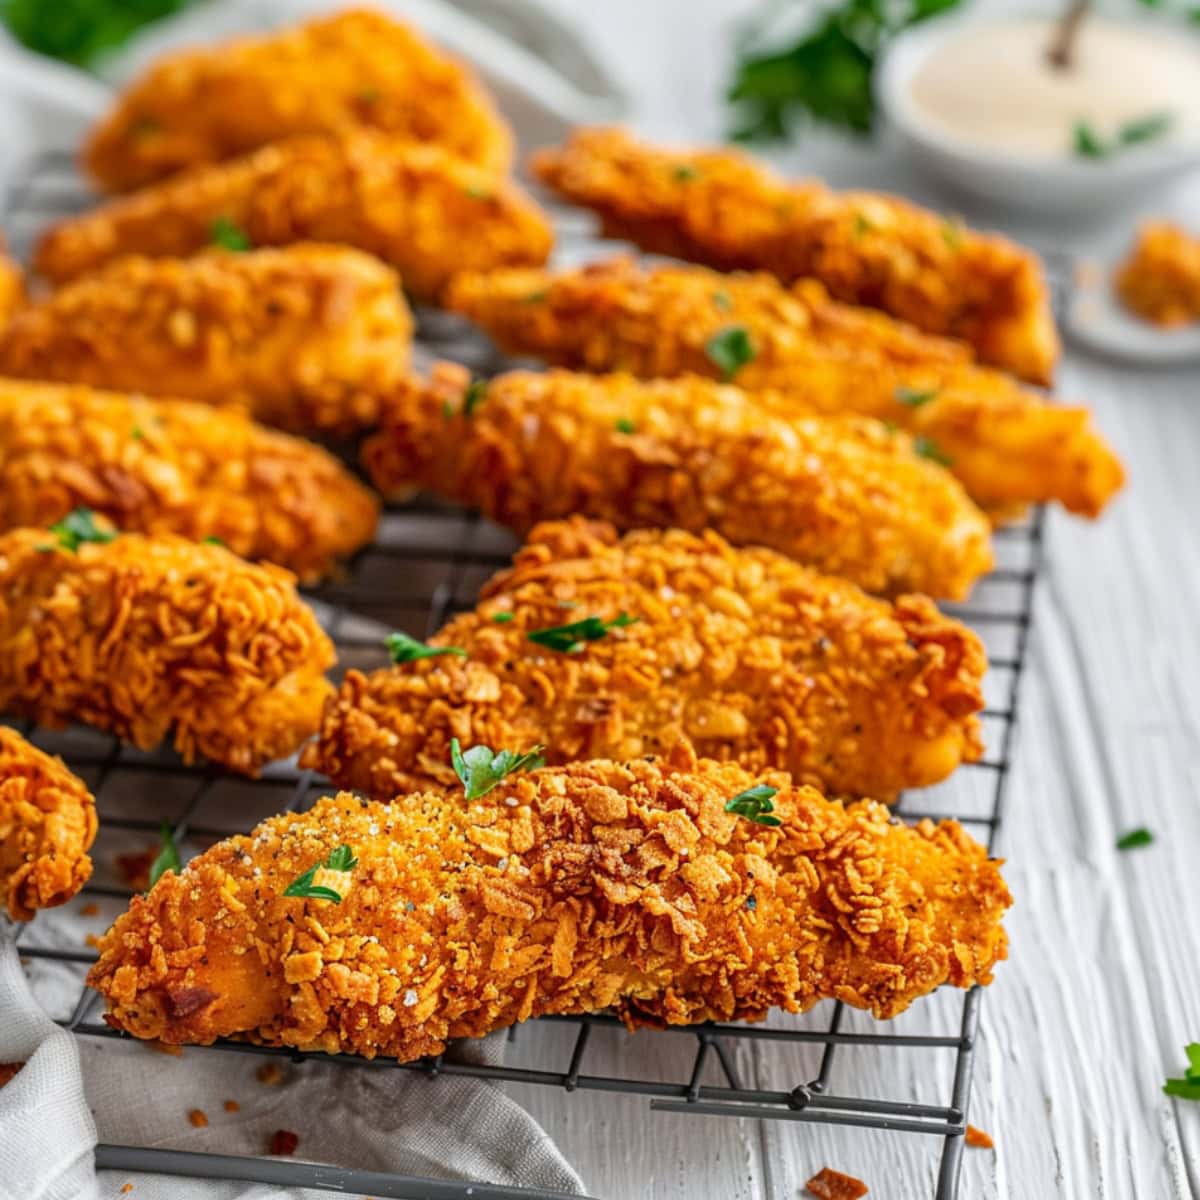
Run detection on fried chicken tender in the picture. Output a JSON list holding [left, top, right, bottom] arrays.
[[1115, 221, 1200, 327], [531, 128, 1059, 384], [0, 529, 334, 773], [35, 133, 553, 298], [363, 363, 994, 599], [0, 379, 378, 583], [447, 258, 1124, 517], [304, 519, 986, 802], [1, 245, 411, 436], [84, 8, 512, 193], [0, 727, 97, 921], [88, 750, 1011, 1054]]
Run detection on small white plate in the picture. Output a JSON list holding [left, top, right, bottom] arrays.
[[1065, 258, 1200, 366]]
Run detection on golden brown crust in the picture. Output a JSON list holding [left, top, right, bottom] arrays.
[[362, 363, 994, 599], [447, 258, 1124, 517], [0, 243, 22, 327], [35, 133, 553, 298], [0, 529, 334, 773], [1115, 222, 1200, 328], [88, 751, 1011, 1055], [1, 245, 411, 436], [0, 378, 379, 583], [84, 8, 512, 192], [304, 518, 985, 801], [531, 127, 1059, 384], [0, 727, 97, 921]]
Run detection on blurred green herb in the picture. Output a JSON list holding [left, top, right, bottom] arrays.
[[283, 844, 357, 902], [705, 325, 757, 380], [1074, 112, 1173, 159], [450, 739, 545, 800], [146, 822, 180, 891], [914, 435, 953, 466], [896, 386, 938, 408], [1116, 827, 1154, 850], [1163, 1043, 1200, 1101], [385, 631, 467, 664], [47, 507, 116, 553], [210, 216, 251, 252], [725, 784, 782, 827]]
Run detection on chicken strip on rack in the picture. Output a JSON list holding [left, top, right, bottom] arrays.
[[304, 518, 986, 802], [89, 750, 1011, 1054], [447, 259, 1124, 518], [1, 245, 411, 437], [363, 363, 994, 599], [84, 8, 512, 193], [34, 133, 553, 298], [0, 727, 97, 921], [0, 379, 378, 584], [531, 127, 1059, 385], [0, 526, 334, 774]]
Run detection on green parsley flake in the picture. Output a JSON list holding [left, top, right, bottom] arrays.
[[725, 785, 781, 827], [284, 844, 358, 902], [941, 218, 963, 251], [704, 325, 757, 380], [615, 417, 637, 434], [1119, 112, 1173, 147], [1116, 827, 1154, 850], [46, 508, 117, 553], [202, 535, 225, 546], [914, 435, 953, 467], [210, 216, 251, 252], [522, 290, 548, 304], [131, 425, 145, 441], [896, 386, 938, 409], [1073, 120, 1108, 159], [147, 822, 181, 891], [673, 164, 699, 182], [465, 184, 491, 200], [463, 379, 487, 416], [1074, 112, 1173, 160], [853, 212, 873, 239], [491, 611, 516, 623], [385, 631, 467, 664], [450, 738, 545, 800], [712, 290, 733, 312], [527, 613, 638, 654], [1164, 1043, 1200, 1101]]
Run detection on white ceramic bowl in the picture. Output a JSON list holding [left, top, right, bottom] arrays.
[[876, 14, 1200, 218]]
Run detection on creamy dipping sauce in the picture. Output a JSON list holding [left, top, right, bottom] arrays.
[[908, 18, 1200, 158]]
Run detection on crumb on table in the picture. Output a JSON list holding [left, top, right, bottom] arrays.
[[269, 1129, 299, 1156], [0, 1062, 23, 1089], [187, 1108, 208, 1128], [255, 1062, 284, 1086], [223, 1099, 240, 1113], [80, 902, 99, 917], [966, 1123, 995, 1149], [805, 1166, 869, 1199]]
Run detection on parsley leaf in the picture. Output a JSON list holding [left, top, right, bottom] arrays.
[[1119, 111, 1173, 147], [450, 738, 545, 800], [1073, 120, 1109, 158], [210, 216, 251, 251], [465, 183, 492, 200], [673, 164, 699, 182], [463, 379, 487, 416], [130, 424, 145, 441], [527, 613, 638, 654], [713, 289, 733, 312], [704, 325, 757, 380], [283, 844, 358, 902], [491, 611, 515, 623], [47, 507, 116, 553], [853, 211, 874, 239], [896, 386, 938, 408], [615, 417, 637, 434], [1164, 1043, 1200, 1101], [147, 822, 181, 890], [202, 535, 225, 546], [385, 631, 467, 664], [1116, 827, 1154, 850], [914, 435, 953, 467], [725, 784, 782, 827]]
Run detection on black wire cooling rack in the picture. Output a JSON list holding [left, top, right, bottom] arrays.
[[4, 151, 1046, 1200]]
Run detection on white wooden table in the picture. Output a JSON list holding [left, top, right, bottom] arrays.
[[508, 3, 1200, 1196]]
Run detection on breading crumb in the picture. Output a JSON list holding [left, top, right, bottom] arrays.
[[80, 902, 99, 917], [269, 1129, 299, 1156], [965, 1124, 994, 1149], [187, 1109, 208, 1128], [805, 1167, 869, 1199], [223, 1099, 240, 1113], [255, 1062, 284, 1086], [0, 1062, 23, 1088]]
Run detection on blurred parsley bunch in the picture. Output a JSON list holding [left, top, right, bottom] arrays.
[[0, 0, 201, 67], [726, 0, 963, 141]]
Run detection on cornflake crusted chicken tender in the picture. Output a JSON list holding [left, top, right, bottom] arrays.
[[1115, 221, 1200, 328], [0, 727, 97, 921], [0, 378, 379, 584], [35, 132, 553, 299], [88, 750, 1012, 1056], [305, 518, 986, 802], [0, 528, 334, 773], [531, 127, 1059, 384], [84, 8, 512, 192], [363, 364, 994, 599], [446, 258, 1125, 518], [0, 245, 412, 437]]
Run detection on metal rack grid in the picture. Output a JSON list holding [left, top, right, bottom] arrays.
[[4, 151, 1045, 1200]]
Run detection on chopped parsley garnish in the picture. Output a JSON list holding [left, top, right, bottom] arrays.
[[704, 325, 757, 380], [46, 507, 116, 553], [283, 844, 357, 902], [527, 613, 638, 654], [357, 86, 381, 104], [1116, 827, 1154, 850], [713, 289, 733, 312], [442, 400, 455, 420], [1119, 112, 1173, 147], [1075, 112, 1173, 159], [147, 822, 180, 890], [522, 290, 547, 304], [385, 631, 467, 664], [464, 184, 491, 200], [853, 212, 874, 239], [673, 164, 699, 182], [941, 218, 963, 251], [896, 386, 938, 409], [202, 535, 225, 546], [615, 417, 637, 434], [491, 611, 515, 623], [131, 424, 145, 441], [463, 379, 487, 416], [1073, 120, 1108, 159], [1164, 1043, 1200, 1101], [210, 216, 251, 252], [450, 738, 545, 800], [914, 435, 953, 467], [725, 785, 782, 827]]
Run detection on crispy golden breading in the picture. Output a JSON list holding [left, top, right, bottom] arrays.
[[304, 518, 985, 801], [0, 242, 22, 326], [363, 363, 994, 599], [447, 258, 1124, 517], [531, 127, 1059, 384], [35, 133, 553, 298], [84, 8, 512, 192], [88, 749, 1011, 1054], [0, 379, 378, 583], [1, 245, 411, 436], [0, 529, 334, 773], [0, 727, 97, 921], [1115, 222, 1200, 328]]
